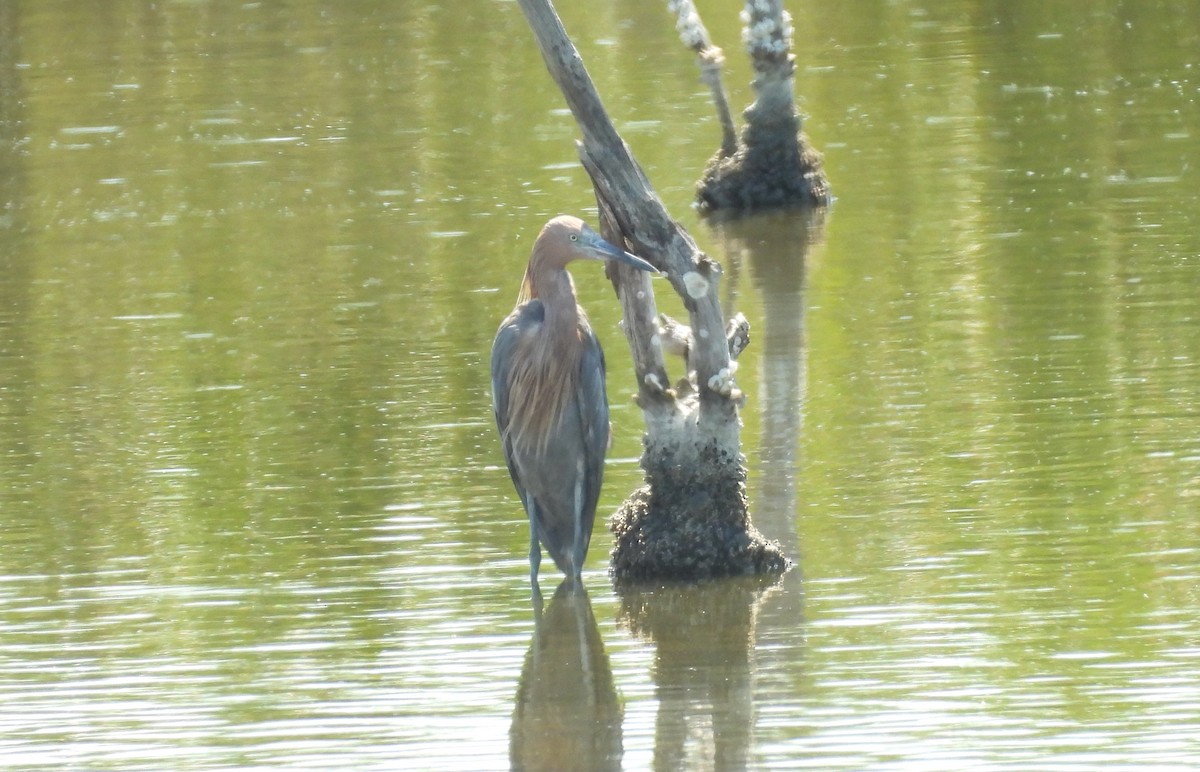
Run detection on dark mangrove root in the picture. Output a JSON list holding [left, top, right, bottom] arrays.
[[698, 101, 829, 212]]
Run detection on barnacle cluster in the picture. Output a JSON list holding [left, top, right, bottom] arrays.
[[667, 0, 708, 49], [740, 0, 793, 57]]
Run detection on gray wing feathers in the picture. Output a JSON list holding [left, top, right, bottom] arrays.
[[491, 311, 530, 510], [575, 330, 609, 551], [491, 304, 609, 578]]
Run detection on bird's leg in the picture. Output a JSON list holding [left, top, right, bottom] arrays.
[[571, 458, 585, 584], [529, 534, 541, 588], [531, 577, 544, 614], [527, 501, 542, 591]]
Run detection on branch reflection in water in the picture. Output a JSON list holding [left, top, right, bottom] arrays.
[[611, 210, 820, 769], [708, 205, 827, 557], [511, 581, 622, 771], [618, 576, 784, 771]]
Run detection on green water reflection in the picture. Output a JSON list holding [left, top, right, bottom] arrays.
[[2, 0, 1199, 768]]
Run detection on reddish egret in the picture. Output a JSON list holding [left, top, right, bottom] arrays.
[[491, 215, 656, 589]]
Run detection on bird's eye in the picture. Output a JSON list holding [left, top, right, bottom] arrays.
[[570, 234, 578, 242]]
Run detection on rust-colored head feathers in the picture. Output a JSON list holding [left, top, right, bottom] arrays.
[[517, 215, 655, 304]]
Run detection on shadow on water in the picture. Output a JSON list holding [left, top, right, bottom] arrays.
[[706, 207, 828, 559], [511, 581, 623, 772]]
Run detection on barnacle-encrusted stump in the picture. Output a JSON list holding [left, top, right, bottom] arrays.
[[690, 0, 831, 213], [609, 401, 790, 582], [697, 102, 829, 212]]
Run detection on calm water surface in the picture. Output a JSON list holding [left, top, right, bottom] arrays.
[[2, 1, 1199, 769]]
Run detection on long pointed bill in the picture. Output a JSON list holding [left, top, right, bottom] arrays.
[[582, 230, 658, 273]]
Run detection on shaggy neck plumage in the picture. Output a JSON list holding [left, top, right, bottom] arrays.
[[506, 249, 587, 452]]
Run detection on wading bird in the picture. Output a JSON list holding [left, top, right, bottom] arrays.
[[491, 216, 656, 589]]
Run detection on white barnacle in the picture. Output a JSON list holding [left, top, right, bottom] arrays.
[[650, 333, 661, 348], [697, 327, 710, 339], [707, 367, 735, 396], [670, 0, 707, 49], [741, 0, 792, 55], [682, 270, 709, 300], [644, 372, 665, 392], [679, 13, 705, 47], [636, 290, 645, 300]]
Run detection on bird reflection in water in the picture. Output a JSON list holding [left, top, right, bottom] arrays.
[[510, 581, 622, 772]]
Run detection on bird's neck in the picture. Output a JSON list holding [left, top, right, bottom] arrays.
[[506, 263, 587, 453], [520, 261, 581, 332]]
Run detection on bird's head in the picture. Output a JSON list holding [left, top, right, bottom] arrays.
[[536, 215, 657, 273]]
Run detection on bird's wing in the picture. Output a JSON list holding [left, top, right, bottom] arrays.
[[491, 304, 540, 511], [575, 327, 610, 532]]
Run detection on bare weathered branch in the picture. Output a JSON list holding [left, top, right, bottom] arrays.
[[667, 1, 737, 158], [517, 0, 789, 581], [594, 190, 673, 403], [513, 0, 736, 424]]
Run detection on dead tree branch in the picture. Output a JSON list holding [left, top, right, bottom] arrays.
[[681, 0, 831, 212], [516, 0, 789, 581], [668, 0, 737, 158], [517, 0, 736, 427]]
